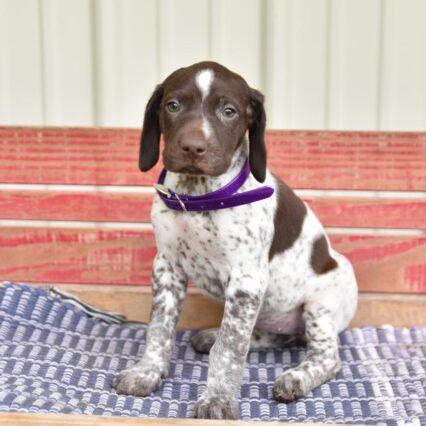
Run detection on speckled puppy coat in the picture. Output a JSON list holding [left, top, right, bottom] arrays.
[[113, 61, 359, 420]]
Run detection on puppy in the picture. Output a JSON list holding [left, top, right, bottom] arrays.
[[113, 61, 358, 420]]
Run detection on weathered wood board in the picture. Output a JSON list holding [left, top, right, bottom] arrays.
[[1, 227, 425, 293], [1, 127, 425, 190]]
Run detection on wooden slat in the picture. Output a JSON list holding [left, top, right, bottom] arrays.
[[0, 3, 44, 125], [380, 0, 426, 130], [40, 1, 94, 126], [0, 412, 321, 426], [352, 292, 426, 329], [333, 233, 426, 293], [1, 227, 425, 293], [1, 190, 425, 229], [1, 127, 425, 190], [37, 284, 426, 329], [52, 285, 225, 331], [309, 197, 426, 229], [95, 1, 159, 127], [268, 131, 426, 190], [159, 0, 210, 79], [327, 0, 382, 130], [264, 0, 330, 129], [0, 227, 155, 286], [210, 0, 263, 89], [0, 127, 152, 186], [0, 191, 153, 223]]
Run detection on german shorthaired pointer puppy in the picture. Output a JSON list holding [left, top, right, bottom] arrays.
[[113, 61, 358, 419]]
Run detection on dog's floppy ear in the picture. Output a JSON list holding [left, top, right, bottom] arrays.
[[247, 88, 267, 182], [139, 84, 164, 172]]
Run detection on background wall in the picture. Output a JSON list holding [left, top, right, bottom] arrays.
[[1, 0, 426, 130]]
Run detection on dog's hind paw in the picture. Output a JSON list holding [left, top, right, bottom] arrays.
[[194, 394, 238, 419], [191, 329, 218, 353], [112, 366, 162, 397]]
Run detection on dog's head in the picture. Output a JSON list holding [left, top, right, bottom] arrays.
[[139, 61, 267, 182]]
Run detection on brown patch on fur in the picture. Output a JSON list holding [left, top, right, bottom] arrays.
[[269, 178, 307, 260], [310, 235, 338, 274]]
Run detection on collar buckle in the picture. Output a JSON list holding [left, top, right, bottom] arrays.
[[174, 193, 187, 212], [154, 183, 188, 211], [153, 183, 172, 198]]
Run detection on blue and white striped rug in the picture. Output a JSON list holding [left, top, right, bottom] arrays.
[[0, 283, 425, 425]]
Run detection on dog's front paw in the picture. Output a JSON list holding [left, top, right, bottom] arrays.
[[272, 368, 312, 402], [113, 365, 163, 397], [194, 394, 238, 419]]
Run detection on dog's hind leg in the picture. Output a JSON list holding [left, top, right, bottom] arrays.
[[191, 328, 305, 354], [272, 304, 340, 401], [191, 328, 218, 353], [250, 329, 306, 349]]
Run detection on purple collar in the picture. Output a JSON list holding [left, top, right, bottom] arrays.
[[154, 160, 274, 212]]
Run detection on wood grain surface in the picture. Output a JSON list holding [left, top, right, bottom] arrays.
[[0, 412, 327, 426], [0, 190, 425, 229], [1, 227, 425, 293], [0, 126, 425, 292], [32, 284, 426, 329], [1, 126, 425, 190], [0, 126, 424, 426]]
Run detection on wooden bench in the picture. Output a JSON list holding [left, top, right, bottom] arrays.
[[0, 126, 425, 425]]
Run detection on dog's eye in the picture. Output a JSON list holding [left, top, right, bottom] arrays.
[[166, 100, 181, 113], [222, 106, 237, 118]]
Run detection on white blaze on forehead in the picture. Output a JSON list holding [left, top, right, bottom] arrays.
[[195, 69, 214, 100], [196, 69, 214, 139]]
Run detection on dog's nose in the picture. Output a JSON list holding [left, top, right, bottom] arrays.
[[180, 139, 207, 157]]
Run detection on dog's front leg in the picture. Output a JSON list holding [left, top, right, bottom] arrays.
[[194, 269, 266, 420], [113, 252, 187, 396]]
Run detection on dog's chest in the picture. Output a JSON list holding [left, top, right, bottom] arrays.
[[152, 196, 272, 299]]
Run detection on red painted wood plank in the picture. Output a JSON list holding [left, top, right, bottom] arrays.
[[308, 197, 426, 230], [331, 234, 426, 293], [0, 227, 155, 285], [0, 190, 426, 230], [0, 226, 424, 293], [0, 191, 153, 223], [1, 126, 425, 190]]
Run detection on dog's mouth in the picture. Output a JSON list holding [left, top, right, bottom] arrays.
[[163, 152, 228, 177], [179, 165, 204, 175], [167, 160, 229, 177]]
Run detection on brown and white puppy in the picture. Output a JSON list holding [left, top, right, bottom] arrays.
[[113, 61, 358, 420]]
